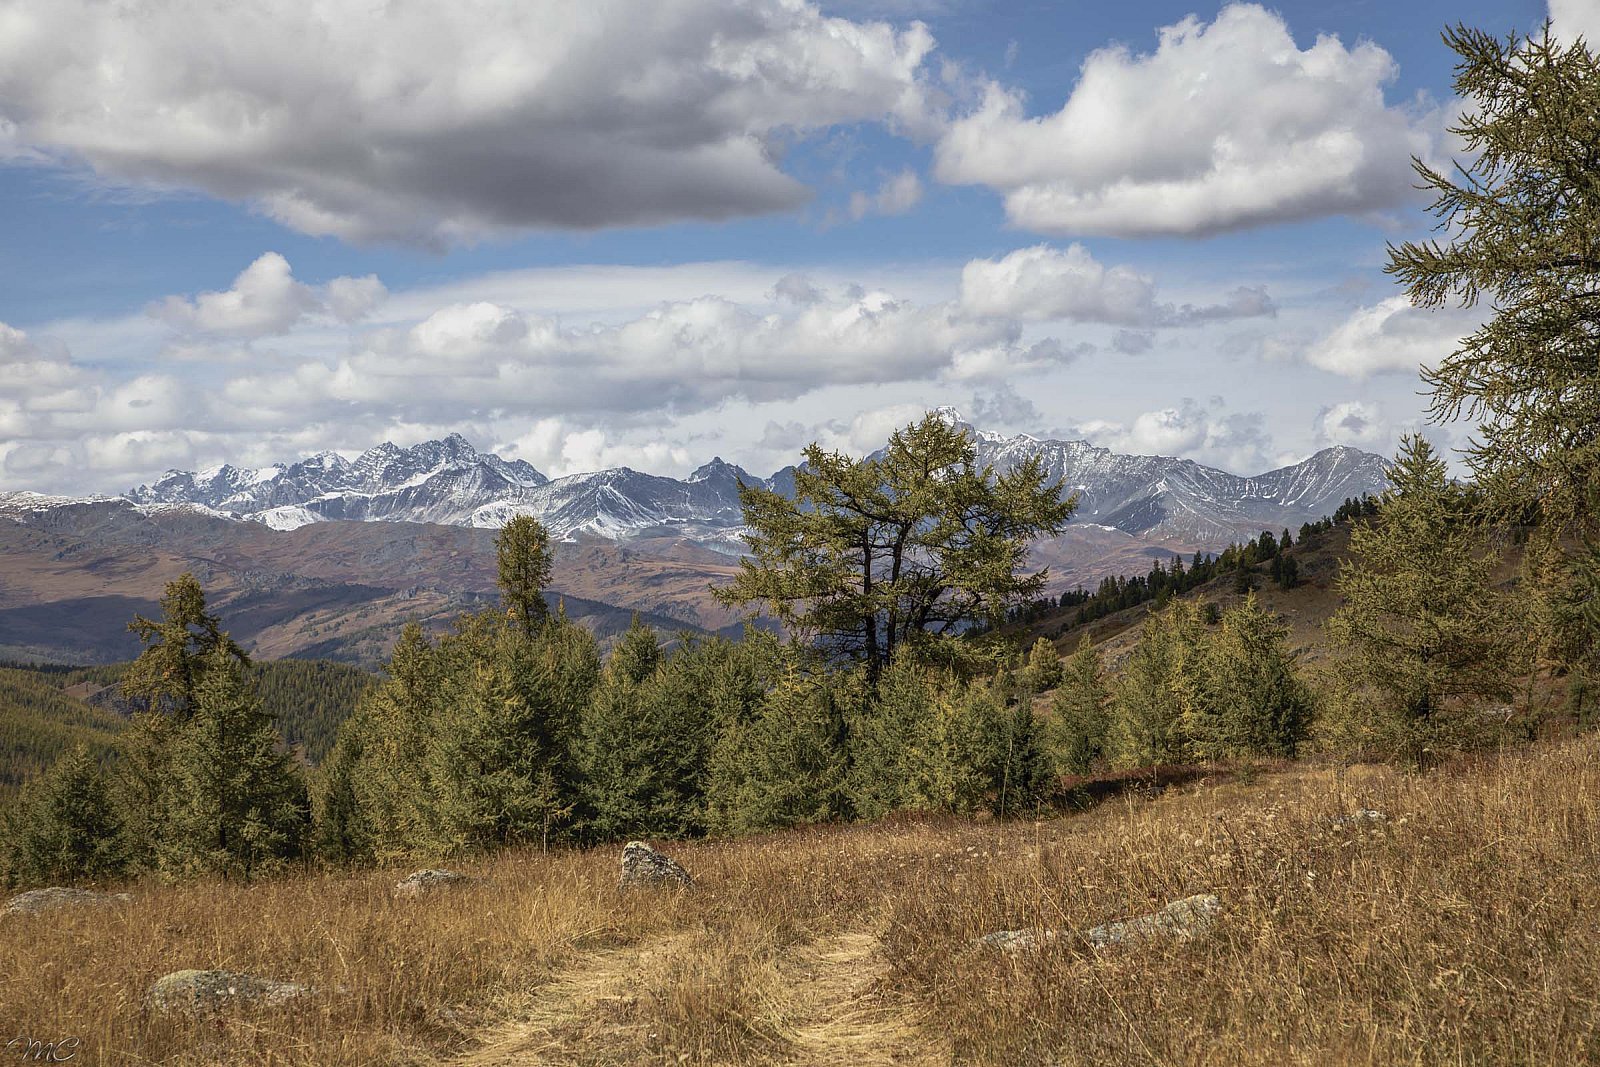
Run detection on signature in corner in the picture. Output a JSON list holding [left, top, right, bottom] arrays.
[[4, 1036, 81, 1063]]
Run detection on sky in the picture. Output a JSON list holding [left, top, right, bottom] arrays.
[[0, 0, 1586, 495]]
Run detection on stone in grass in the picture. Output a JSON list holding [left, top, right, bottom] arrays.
[[3, 887, 132, 917], [146, 970, 313, 1015], [1331, 809, 1388, 828], [980, 893, 1222, 954], [977, 928, 1063, 953], [1082, 893, 1222, 948], [392, 868, 471, 898], [619, 841, 694, 891]]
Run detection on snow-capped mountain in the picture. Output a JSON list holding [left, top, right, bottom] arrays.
[[121, 413, 1388, 549], [930, 409, 1389, 542]]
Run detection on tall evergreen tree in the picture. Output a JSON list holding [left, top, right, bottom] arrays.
[[162, 647, 308, 878], [1049, 636, 1110, 776], [122, 572, 248, 717], [712, 664, 854, 834], [1187, 594, 1312, 759], [352, 622, 444, 856], [496, 515, 554, 640], [1387, 26, 1600, 536], [1325, 435, 1515, 761], [1109, 601, 1203, 768]]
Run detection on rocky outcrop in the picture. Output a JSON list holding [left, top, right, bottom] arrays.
[[980, 893, 1223, 954], [619, 841, 694, 891], [1082, 893, 1222, 948], [145, 969, 312, 1015], [392, 869, 470, 897], [3, 887, 131, 917]]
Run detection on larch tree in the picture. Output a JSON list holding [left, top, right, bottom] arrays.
[[1325, 435, 1516, 760], [716, 413, 1075, 681], [496, 515, 554, 640], [162, 646, 308, 879], [1387, 26, 1600, 536]]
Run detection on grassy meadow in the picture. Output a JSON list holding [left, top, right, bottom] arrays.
[[5, 734, 1598, 1066]]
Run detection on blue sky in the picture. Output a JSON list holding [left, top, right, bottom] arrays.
[[0, 0, 1575, 493]]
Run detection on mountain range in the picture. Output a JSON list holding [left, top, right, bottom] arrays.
[[125, 410, 1388, 548], [0, 412, 1388, 666]]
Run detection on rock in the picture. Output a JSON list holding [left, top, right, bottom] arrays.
[[3, 887, 131, 917], [392, 868, 470, 897], [977, 928, 1062, 953], [145, 969, 312, 1015], [619, 841, 693, 891], [1332, 809, 1387, 828], [1083, 893, 1222, 948]]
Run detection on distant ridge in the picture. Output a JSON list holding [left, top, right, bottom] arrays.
[[114, 411, 1388, 548]]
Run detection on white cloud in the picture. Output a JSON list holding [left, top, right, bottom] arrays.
[[1305, 296, 1480, 379], [850, 169, 924, 219], [0, 0, 940, 245], [1315, 400, 1390, 450], [960, 244, 1276, 327], [1074, 398, 1274, 473], [1550, 0, 1600, 45], [154, 253, 388, 337], [934, 4, 1443, 237]]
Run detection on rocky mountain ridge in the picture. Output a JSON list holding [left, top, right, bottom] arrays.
[[122, 411, 1389, 547]]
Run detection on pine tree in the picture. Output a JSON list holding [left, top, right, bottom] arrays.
[[845, 653, 939, 819], [717, 413, 1075, 681], [1325, 435, 1515, 761], [162, 648, 309, 878], [994, 697, 1051, 817], [1049, 636, 1110, 776], [715, 664, 853, 833], [352, 622, 445, 856], [1187, 594, 1312, 759], [1387, 27, 1600, 537], [1018, 636, 1063, 695], [1109, 602, 1201, 767], [312, 715, 372, 864], [496, 515, 554, 639], [113, 710, 175, 872], [575, 619, 665, 840], [2, 745, 126, 886], [122, 573, 248, 717]]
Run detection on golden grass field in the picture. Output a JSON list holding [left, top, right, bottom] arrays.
[[5, 735, 1599, 1065]]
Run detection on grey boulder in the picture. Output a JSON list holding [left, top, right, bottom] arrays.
[[146, 969, 312, 1015], [3, 887, 131, 917], [392, 869, 470, 897], [619, 841, 694, 891], [981, 893, 1223, 954]]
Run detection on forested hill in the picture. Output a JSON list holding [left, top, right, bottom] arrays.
[[0, 658, 374, 791]]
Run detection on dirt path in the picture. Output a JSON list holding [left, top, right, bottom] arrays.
[[449, 926, 944, 1066], [776, 930, 944, 1066]]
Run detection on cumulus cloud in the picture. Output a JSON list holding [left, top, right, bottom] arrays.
[[1315, 400, 1390, 450], [934, 4, 1443, 237], [1074, 398, 1274, 473], [217, 281, 1061, 431], [959, 244, 1276, 326], [153, 253, 387, 337], [0, 0, 940, 245], [1305, 296, 1481, 379], [968, 382, 1042, 428], [849, 169, 925, 219], [1550, 0, 1600, 45]]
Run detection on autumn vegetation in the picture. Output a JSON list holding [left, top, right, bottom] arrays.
[[2, 21, 1598, 1066]]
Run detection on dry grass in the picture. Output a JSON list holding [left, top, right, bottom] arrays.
[[6, 737, 1600, 1065]]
